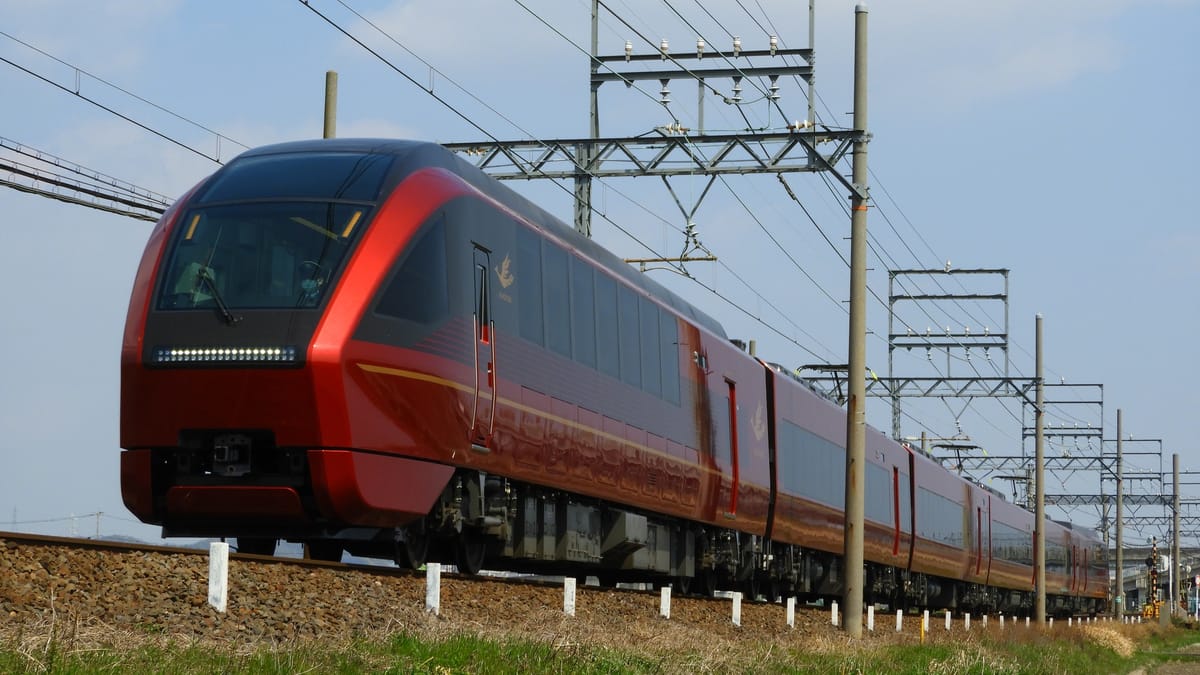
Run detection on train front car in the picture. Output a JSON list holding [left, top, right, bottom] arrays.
[[120, 140, 457, 557], [121, 138, 762, 580]]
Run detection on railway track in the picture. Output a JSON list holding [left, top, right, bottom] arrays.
[[0, 530, 737, 611], [4, 528, 862, 653], [0, 529, 748, 602], [2, 528, 1118, 661]]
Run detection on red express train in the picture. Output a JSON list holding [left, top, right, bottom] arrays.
[[121, 139, 1106, 615]]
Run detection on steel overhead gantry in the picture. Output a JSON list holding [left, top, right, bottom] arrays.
[[797, 268, 1042, 440], [441, 130, 858, 181], [885, 268, 1018, 441], [445, 0, 866, 247]]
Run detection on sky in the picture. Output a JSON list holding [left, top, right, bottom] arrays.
[[0, 0, 1196, 547]]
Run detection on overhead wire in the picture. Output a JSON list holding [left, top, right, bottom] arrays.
[[1, 136, 172, 206], [600, 2, 849, 355], [306, 0, 836, 362], [310, 2, 1101, 464], [0, 32, 247, 164], [732, 2, 1046, 449], [606, 2, 850, 316], [726, 4, 1012, 355], [644, 2, 992, 379]]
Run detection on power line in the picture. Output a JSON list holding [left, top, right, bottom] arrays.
[[0, 137, 169, 221], [0, 30, 249, 159], [308, 0, 842, 363]]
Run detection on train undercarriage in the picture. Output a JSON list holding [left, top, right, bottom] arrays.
[[233, 468, 1103, 616]]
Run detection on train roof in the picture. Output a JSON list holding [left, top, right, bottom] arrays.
[[234, 138, 728, 338]]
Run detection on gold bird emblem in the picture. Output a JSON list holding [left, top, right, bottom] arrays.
[[752, 401, 767, 442], [495, 254, 515, 289]]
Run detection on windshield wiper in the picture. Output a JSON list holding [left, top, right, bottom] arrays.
[[196, 267, 241, 325]]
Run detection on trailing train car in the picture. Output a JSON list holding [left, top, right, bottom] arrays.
[[120, 138, 1105, 614]]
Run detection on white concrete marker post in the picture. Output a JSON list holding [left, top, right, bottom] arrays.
[[922, 609, 929, 633], [965, 612, 971, 631], [564, 577, 576, 617], [207, 542, 229, 613], [425, 562, 441, 615], [1000, 615, 1005, 630], [786, 597, 796, 628], [660, 586, 671, 619], [895, 609, 903, 632], [832, 600, 839, 626], [867, 605, 875, 632], [944, 609, 950, 631], [732, 592, 743, 627]]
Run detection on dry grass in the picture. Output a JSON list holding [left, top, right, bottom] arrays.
[[1078, 624, 1136, 658]]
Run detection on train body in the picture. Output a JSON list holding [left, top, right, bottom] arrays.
[[120, 139, 1106, 614]]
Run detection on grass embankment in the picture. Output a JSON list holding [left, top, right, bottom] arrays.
[[3, 618, 1198, 673]]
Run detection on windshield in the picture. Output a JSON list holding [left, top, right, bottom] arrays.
[[156, 201, 369, 311]]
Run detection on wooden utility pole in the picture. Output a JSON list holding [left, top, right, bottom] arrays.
[[324, 70, 338, 139]]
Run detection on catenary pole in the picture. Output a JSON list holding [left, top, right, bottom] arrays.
[[1034, 314, 1046, 624], [1115, 409, 1124, 618], [842, 2, 869, 638], [1174, 453, 1181, 617], [574, 0, 599, 237]]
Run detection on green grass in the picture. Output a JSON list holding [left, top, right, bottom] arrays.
[[3, 622, 1200, 674]]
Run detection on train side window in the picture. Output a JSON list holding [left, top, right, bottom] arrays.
[[376, 220, 448, 324], [866, 462, 891, 523], [570, 256, 596, 368], [617, 285, 640, 387], [543, 244, 571, 357], [712, 394, 731, 464], [659, 312, 679, 404], [595, 274, 619, 378], [516, 226, 543, 346], [639, 296, 661, 397], [775, 420, 845, 508], [898, 472, 912, 531], [916, 488, 963, 547]]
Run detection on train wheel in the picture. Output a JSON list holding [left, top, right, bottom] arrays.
[[743, 575, 761, 601], [235, 537, 276, 556], [674, 575, 693, 596], [766, 578, 783, 604], [595, 571, 619, 588], [697, 568, 718, 597], [393, 525, 430, 570], [455, 530, 486, 575], [306, 541, 342, 562]]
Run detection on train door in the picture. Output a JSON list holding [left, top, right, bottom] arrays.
[[965, 484, 988, 583], [981, 494, 993, 583], [724, 378, 739, 518], [1070, 543, 1078, 593], [903, 443, 917, 571], [470, 246, 496, 448]]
